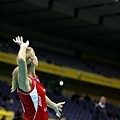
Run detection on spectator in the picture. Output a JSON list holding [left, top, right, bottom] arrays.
[[71, 91, 81, 104], [92, 96, 108, 120], [84, 94, 91, 101]]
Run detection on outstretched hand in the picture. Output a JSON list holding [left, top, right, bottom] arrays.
[[13, 36, 29, 47], [54, 102, 65, 117]]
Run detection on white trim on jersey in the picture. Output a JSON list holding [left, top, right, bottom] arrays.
[[29, 84, 39, 112], [20, 100, 25, 113]]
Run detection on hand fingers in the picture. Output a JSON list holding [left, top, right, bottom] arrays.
[[56, 111, 61, 118], [58, 101, 65, 105], [58, 104, 64, 108], [57, 101, 65, 109], [26, 40, 29, 44], [26, 40, 29, 47], [60, 101, 65, 105], [59, 105, 63, 108], [58, 102, 65, 106], [16, 36, 20, 42], [13, 39, 16, 42], [16, 37, 18, 41], [56, 112, 60, 117], [13, 36, 25, 44], [17, 36, 20, 41], [21, 36, 23, 43], [59, 108, 62, 112], [15, 36, 23, 42], [56, 102, 65, 118]]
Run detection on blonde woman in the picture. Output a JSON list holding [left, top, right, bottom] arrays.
[[11, 36, 65, 120]]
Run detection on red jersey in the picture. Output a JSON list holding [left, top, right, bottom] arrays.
[[17, 76, 48, 120]]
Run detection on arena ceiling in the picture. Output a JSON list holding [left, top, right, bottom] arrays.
[[0, 0, 120, 60]]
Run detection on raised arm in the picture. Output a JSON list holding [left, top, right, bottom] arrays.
[[13, 36, 30, 92], [45, 95, 65, 117]]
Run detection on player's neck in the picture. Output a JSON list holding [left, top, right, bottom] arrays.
[[28, 72, 36, 78], [28, 68, 36, 78]]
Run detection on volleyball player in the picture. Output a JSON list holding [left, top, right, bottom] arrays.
[[11, 36, 65, 120]]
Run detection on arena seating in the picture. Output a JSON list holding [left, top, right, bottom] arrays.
[[47, 90, 120, 120], [0, 80, 120, 120], [0, 41, 120, 79]]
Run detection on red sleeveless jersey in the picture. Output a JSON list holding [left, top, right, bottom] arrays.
[[17, 76, 48, 120]]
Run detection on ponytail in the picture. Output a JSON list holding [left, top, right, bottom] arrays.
[[11, 67, 19, 92]]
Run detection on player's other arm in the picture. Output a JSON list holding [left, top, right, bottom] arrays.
[[45, 95, 65, 117]]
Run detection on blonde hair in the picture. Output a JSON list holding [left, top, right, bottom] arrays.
[[11, 47, 35, 92]]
